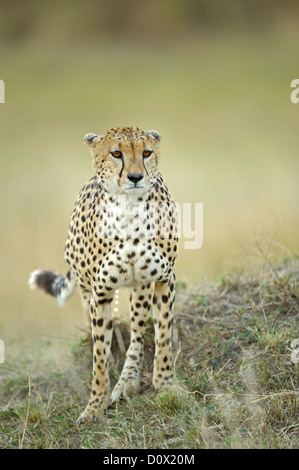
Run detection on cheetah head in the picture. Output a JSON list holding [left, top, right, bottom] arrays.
[[84, 126, 161, 195]]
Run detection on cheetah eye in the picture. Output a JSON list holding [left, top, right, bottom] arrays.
[[110, 151, 123, 159], [143, 150, 152, 158]]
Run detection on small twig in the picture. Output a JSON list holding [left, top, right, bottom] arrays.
[[172, 325, 179, 352], [179, 312, 217, 324], [204, 390, 299, 404], [108, 351, 115, 365], [3, 389, 22, 411], [279, 422, 299, 437], [254, 238, 281, 282], [19, 373, 31, 449], [114, 324, 126, 356], [215, 359, 232, 377], [259, 295, 269, 328], [173, 341, 182, 377]]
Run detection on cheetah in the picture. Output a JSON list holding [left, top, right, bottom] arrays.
[[29, 126, 178, 423]]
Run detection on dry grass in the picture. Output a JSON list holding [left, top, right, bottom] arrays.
[[0, 256, 298, 449]]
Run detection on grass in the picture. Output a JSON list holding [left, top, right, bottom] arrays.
[[0, 256, 298, 449]]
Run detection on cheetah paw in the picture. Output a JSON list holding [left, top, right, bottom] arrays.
[[76, 403, 106, 425], [76, 408, 101, 425], [111, 378, 140, 403]]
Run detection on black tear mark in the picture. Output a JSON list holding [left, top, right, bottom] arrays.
[[143, 157, 149, 176], [119, 156, 124, 179]]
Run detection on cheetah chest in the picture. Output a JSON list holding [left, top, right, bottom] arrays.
[[99, 239, 170, 288]]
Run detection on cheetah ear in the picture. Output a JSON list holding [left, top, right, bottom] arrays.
[[84, 133, 102, 148], [146, 130, 161, 142]]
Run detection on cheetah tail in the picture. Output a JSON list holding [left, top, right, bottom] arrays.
[[28, 269, 77, 306]]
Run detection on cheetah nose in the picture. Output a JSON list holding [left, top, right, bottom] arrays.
[[128, 173, 143, 184]]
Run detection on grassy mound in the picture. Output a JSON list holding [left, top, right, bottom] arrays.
[[0, 257, 298, 448]]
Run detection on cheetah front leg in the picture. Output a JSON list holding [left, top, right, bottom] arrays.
[[152, 273, 175, 392], [111, 284, 152, 403], [77, 293, 114, 424]]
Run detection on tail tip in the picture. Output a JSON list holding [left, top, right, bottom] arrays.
[[28, 269, 76, 306], [28, 270, 43, 290], [28, 269, 60, 296]]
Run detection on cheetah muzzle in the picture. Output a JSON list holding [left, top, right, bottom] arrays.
[[29, 126, 178, 424]]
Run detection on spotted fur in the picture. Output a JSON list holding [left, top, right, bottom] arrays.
[[29, 126, 178, 423]]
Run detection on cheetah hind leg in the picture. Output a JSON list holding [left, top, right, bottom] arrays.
[[79, 288, 92, 329], [111, 284, 152, 403]]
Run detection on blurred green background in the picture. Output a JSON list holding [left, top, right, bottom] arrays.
[[0, 1, 298, 343]]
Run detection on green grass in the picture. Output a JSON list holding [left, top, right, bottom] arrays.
[[1, 257, 298, 449]]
